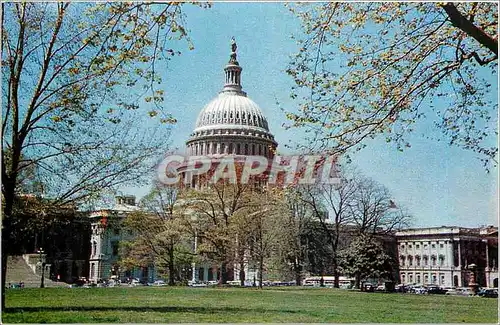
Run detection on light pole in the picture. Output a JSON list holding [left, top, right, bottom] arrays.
[[37, 247, 45, 288]]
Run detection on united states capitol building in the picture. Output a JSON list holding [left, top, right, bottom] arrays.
[[86, 40, 498, 289], [88, 39, 278, 284]]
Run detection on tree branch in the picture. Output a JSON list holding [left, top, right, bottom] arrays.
[[441, 2, 498, 55]]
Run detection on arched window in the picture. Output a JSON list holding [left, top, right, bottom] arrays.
[[438, 255, 445, 267], [423, 255, 428, 266], [415, 256, 421, 267], [408, 255, 413, 267], [431, 255, 437, 266]]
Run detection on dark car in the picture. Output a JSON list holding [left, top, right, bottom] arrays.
[[396, 284, 409, 293], [478, 288, 498, 298], [426, 286, 447, 294], [362, 283, 375, 292]]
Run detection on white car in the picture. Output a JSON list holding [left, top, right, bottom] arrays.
[[153, 280, 167, 287], [129, 278, 143, 287], [414, 287, 427, 294]]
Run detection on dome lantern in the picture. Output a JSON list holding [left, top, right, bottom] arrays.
[[222, 37, 244, 95]]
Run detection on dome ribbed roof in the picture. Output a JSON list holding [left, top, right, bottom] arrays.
[[194, 92, 269, 132]]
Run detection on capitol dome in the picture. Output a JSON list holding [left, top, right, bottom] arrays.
[[195, 94, 269, 131], [186, 39, 277, 158]]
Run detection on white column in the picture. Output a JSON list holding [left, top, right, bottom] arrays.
[[483, 239, 490, 287], [457, 240, 462, 268], [446, 240, 453, 268]]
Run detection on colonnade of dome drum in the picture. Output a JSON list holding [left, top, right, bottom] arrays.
[[186, 138, 273, 158]]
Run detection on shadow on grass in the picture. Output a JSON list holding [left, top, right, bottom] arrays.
[[4, 306, 300, 315]]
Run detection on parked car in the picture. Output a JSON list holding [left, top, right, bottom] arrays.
[[396, 284, 409, 293], [445, 287, 473, 296], [445, 288, 460, 295], [107, 279, 120, 287], [188, 281, 208, 287], [153, 280, 167, 287], [129, 278, 144, 287], [340, 283, 353, 290], [362, 283, 375, 292], [376, 284, 386, 292], [478, 288, 498, 298], [413, 286, 427, 294], [426, 285, 447, 294]]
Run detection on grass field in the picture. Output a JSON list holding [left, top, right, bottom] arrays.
[[2, 286, 498, 323]]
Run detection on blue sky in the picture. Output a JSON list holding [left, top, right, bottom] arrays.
[[125, 3, 498, 228]]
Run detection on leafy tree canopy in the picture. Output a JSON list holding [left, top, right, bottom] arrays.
[[286, 2, 498, 170]]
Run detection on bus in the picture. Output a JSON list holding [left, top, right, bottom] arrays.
[[303, 276, 355, 288]]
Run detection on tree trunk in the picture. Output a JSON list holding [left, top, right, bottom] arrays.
[[333, 258, 340, 288], [219, 262, 228, 285], [1, 181, 15, 310], [168, 247, 175, 286], [239, 258, 245, 287], [294, 262, 302, 286], [355, 273, 361, 289], [1, 248, 8, 309], [332, 223, 340, 288], [258, 255, 264, 289]]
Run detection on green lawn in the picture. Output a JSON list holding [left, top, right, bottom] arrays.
[[2, 286, 498, 323]]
